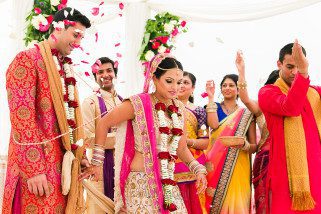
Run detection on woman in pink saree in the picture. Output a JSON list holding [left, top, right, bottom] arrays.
[[176, 71, 209, 213], [80, 54, 208, 213], [205, 74, 257, 214], [235, 51, 280, 214]]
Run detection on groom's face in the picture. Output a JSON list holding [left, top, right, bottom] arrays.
[[56, 22, 86, 56], [278, 54, 298, 86]]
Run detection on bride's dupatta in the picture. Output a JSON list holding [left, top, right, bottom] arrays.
[[205, 108, 253, 213], [114, 93, 167, 213]]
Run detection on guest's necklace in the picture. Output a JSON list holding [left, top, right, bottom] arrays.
[[221, 101, 238, 115]]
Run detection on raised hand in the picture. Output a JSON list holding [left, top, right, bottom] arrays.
[[27, 173, 50, 197], [206, 80, 215, 100], [235, 50, 245, 75], [292, 39, 309, 73]]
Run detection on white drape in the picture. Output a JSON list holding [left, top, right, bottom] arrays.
[[122, 2, 150, 97]]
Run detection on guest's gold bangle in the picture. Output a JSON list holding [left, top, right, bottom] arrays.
[[237, 81, 247, 89]]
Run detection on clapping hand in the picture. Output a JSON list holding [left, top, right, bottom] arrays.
[[235, 50, 245, 75]]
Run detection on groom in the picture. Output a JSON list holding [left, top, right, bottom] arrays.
[[3, 7, 90, 213]]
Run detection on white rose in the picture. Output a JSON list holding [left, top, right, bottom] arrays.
[[170, 20, 178, 25], [158, 45, 166, 53], [50, 0, 60, 6], [145, 50, 155, 61], [164, 23, 174, 33], [31, 14, 48, 30]]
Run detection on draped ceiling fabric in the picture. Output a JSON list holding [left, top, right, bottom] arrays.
[[3, 0, 321, 154]]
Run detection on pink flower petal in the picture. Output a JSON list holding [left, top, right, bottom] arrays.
[[86, 52, 90, 55], [71, 43, 80, 48], [95, 59, 102, 66], [116, 53, 122, 58], [114, 61, 119, 68], [81, 60, 89, 64], [51, 34, 57, 43], [118, 13, 123, 17], [99, 1, 104, 6], [91, 7, 99, 16], [119, 3, 124, 10], [91, 64, 100, 73], [84, 72, 90, 76], [201, 92, 208, 98], [114, 43, 120, 47], [95, 32, 98, 42], [79, 46, 84, 51], [101, 13, 105, 17], [34, 8, 42, 14], [34, 44, 40, 50]]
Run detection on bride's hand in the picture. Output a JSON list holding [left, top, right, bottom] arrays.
[[196, 173, 207, 194], [78, 165, 100, 181]]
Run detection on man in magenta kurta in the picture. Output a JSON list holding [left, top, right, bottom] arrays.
[[258, 41, 321, 213]]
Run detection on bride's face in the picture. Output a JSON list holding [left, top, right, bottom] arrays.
[[153, 68, 183, 100]]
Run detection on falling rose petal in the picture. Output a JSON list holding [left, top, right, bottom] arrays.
[[116, 53, 122, 58], [34, 8, 42, 14], [101, 13, 105, 17], [201, 92, 208, 98], [119, 3, 124, 10], [81, 60, 89, 64], [91, 64, 99, 73], [79, 46, 84, 51], [118, 13, 123, 17], [84, 72, 90, 76], [99, 1, 104, 6], [95, 32, 98, 42], [114, 61, 119, 68], [34, 44, 40, 50], [86, 52, 90, 55], [73, 63, 80, 66], [71, 43, 80, 48], [51, 34, 57, 43], [115, 43, 120, 47], [119, 81, 125, 83], [91, 7, 99, 16], [95, 59, 102, 66], [64, 10, 69, 18]]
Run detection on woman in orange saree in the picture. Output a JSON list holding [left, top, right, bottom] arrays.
[[205, 74, 257, 214]]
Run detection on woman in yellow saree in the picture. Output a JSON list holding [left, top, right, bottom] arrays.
[[205, 74, 257, 214]]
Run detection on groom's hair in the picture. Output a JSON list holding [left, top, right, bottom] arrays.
[[50, 7, 91, 33], [279, 43, 306, 63]]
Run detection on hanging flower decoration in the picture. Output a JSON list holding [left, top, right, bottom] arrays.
[[139, 12, 187, 71], [24, 0, 68, 47]]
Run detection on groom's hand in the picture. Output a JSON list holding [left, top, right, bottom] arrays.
[[27, 173, 50, 197]]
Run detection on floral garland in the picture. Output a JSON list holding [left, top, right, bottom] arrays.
[[24, 0, 68, 47], [139, 12, 187, 70], [155, 102, 183, 211], [52, 49, 81, 150]]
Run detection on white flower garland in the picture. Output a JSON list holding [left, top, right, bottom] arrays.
[[155, 103, 183, 210], [53, 56, 76, 145]]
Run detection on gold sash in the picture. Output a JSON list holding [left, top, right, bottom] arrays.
[[39, 40, 85, 213], [275, 77, 321, 210]]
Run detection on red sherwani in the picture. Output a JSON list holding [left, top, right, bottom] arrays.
[[258, 74, 321, 213], [3, 48, 66, 213]]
